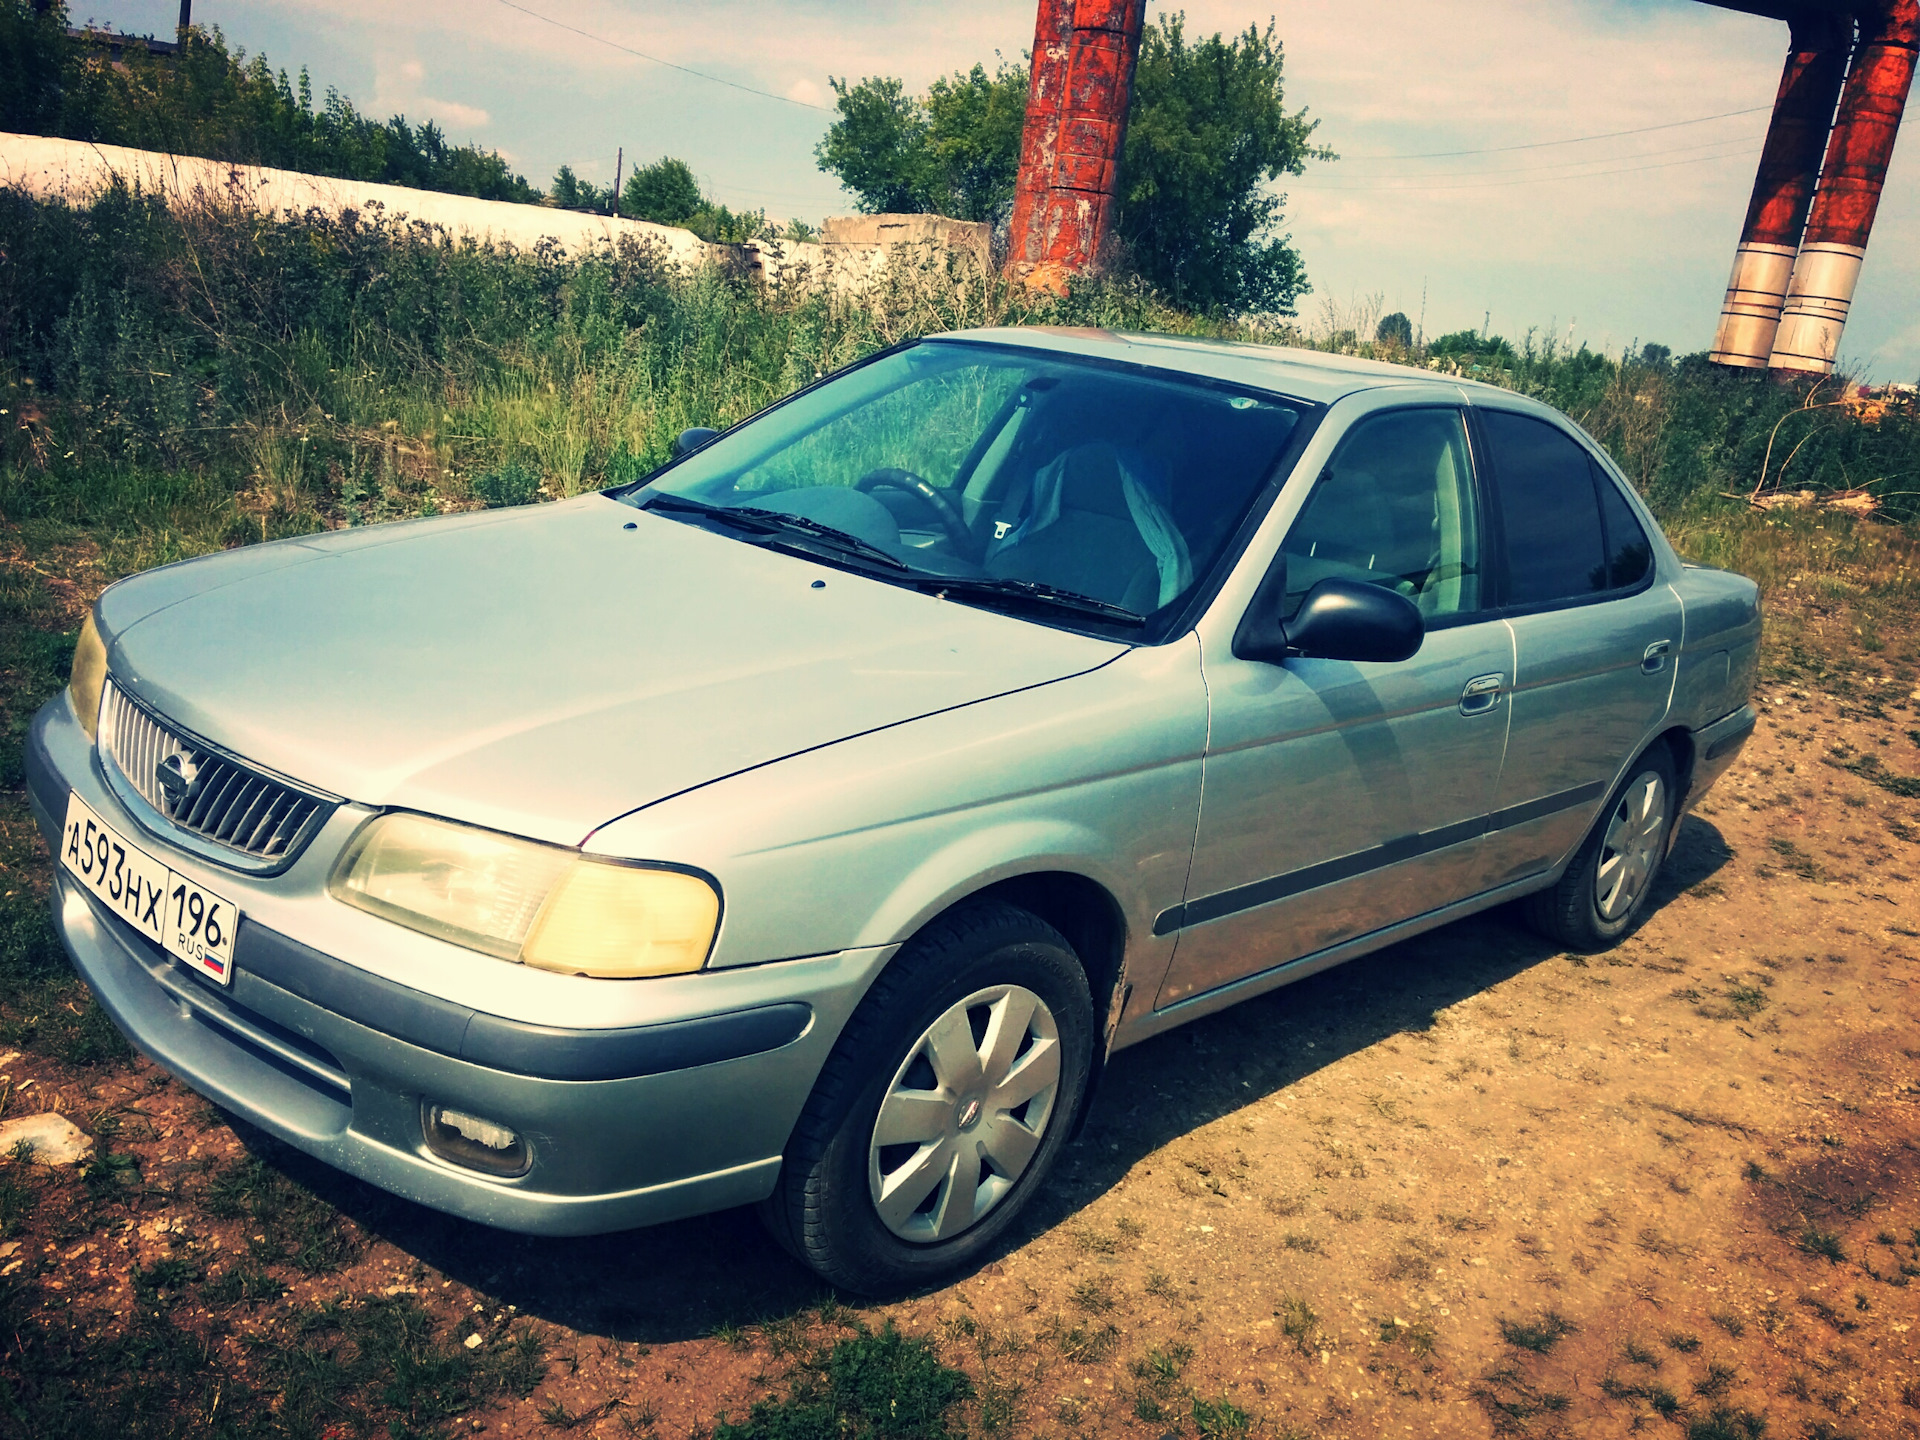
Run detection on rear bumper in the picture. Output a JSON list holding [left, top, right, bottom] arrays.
[[26, 695, 886, 1236], [1683, 703, 1757, 812]]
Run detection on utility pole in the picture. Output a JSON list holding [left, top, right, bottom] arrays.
[[612, 147, 623, 216], [177, 0, 191, 38]]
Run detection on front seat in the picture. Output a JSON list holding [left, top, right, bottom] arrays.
[[985, 444, 1175, 613]]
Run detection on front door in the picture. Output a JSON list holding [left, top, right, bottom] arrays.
[[1155, 406, 1513, 1008], [1470, 406, 1682, 888]]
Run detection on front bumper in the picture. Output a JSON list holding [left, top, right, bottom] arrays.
[[26, 695, 887, 1236]]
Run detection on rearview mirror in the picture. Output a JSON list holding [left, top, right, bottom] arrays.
[[672, 426, 720, 458], [1235, 577, 1424, 665]]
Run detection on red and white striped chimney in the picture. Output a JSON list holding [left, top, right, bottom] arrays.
[[1709, 14, 1850, 367], [1769, 0, 1918, 374]]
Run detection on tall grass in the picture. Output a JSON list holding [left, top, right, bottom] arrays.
[[0, 180, 1915, 598]]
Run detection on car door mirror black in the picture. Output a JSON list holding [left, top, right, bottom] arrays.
[[672, 426, 720, 458], [1235, 577, 1424, 665]]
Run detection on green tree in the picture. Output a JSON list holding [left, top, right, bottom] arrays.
[[619, 156, 765, 243], [814, 16, 1327, 313], [815, 61, 1028, 225], [1376, 312, 1414, 347], [0, 0, 72, 133], [621, 156, 705, 225], [815, 76, 932, 216], [1116, 17, 1325, 314], [549, 164, 616, 213], [921, 61, 1029, 223]]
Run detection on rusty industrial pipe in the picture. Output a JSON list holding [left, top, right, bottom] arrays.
[[1769, 0, 1918, 374], [1004, 0, 1148, 292], [1709, 13, 1851, 367]]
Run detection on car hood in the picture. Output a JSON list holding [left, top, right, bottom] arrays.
[[100, 496, 1126, 846]]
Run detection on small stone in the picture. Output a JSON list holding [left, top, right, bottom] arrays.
[[464, 1334, 483, 1350], [0, 1113, 94, 1166]]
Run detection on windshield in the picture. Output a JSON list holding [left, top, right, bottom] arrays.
[[622, 340, 1307, 635]]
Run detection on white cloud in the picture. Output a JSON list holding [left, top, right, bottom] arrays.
[[786, 77, 826, 107], [370, 54, 491, 134]]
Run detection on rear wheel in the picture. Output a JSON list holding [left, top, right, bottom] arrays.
[[759, 901, 1094, 1294], [1524, 748, 1677, 952]]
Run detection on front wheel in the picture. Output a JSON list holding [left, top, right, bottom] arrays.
[[758, 902, 1094, 1294], [1523, 748, 1677, 951]]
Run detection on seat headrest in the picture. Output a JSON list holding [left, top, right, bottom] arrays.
[[1053, 444, 1132, 520]]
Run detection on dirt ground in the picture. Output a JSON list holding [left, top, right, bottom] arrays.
[[4, 610, 1919, 1438]]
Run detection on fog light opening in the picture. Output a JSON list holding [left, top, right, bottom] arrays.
[[423, 1103, 531, 1178]]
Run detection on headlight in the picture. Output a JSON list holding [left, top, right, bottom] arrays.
[[329, 813, 720, 978], [69, 612, 107, 742]]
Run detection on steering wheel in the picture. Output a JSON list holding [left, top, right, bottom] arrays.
[[854, 468, 977, 559]]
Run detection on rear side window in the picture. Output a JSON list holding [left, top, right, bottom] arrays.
[[1596, 469, 1654, 589], [1480, 410, 1607, 607]]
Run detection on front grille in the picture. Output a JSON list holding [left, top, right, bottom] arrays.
[[100, 682, 337, 870]]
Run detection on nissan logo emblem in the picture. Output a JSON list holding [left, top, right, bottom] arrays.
[[155, 753, 198, 809]]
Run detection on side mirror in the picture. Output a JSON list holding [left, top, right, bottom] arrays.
[[672, 426, 720, 458], [1235, 577, 1424, 665]]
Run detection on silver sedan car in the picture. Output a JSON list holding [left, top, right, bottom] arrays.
[[28, 328, 1759, 1292]]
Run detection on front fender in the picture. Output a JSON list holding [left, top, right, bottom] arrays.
[[585, 639, 1208, 980]]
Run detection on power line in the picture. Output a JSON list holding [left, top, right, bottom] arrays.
[[1293, 143, 1761, 192], [1327, 130, 1768, 183], [491, 0, 829, 111], [1341, 104, 1772, 160]]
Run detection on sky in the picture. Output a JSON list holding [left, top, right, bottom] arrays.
[[76, 0, 1920, 378]]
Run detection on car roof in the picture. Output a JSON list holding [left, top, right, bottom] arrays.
[[936, 326, 1518, 408]]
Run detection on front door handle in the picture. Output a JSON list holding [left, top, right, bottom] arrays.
[[1642, 639, 1672, 674], [1460, 673, 1505, 715]]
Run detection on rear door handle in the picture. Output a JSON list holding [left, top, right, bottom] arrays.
[[1460, 673, 1505, 715], [1643, 639, 1672, 674]]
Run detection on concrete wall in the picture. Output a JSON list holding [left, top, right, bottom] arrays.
[[0, 134, 989, 292]]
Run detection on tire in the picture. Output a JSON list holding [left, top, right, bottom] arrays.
[[1523, 746, 1678, 952], [758, 900, 1095, 1294]]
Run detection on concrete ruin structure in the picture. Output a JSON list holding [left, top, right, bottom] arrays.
[[1709, 0, 1917, 374]]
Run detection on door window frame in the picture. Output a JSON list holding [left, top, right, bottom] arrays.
[[1469, 403, 1660, 620], [1253, 402, 1502, 638]]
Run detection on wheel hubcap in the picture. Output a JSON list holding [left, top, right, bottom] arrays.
[[1595, 770, 1669, 922], [868, 984, 1061, 1245]]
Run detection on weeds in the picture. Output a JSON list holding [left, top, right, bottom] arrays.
[[203, 1152, 358, 1274], [1190, 1393, 1253, 1439], [1048, 1316, 1119, 1364], [1799, 1226, 1848, 1264], [1128, 1342, 1194, 1424], [1277, 1294, 1319, 1354], [1499, 1311, 1576, 1354], [1685, 1406, 1768, 1440], [0, 1143, 40, 1237], [712, 1322, 971, 1440], [1068, 1275, 1114, 1313]]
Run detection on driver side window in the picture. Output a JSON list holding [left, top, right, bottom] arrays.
[[1280, 409, 1483, 622]]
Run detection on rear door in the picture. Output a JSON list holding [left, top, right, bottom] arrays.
[[1472, 406, 1680, 890], [1155, 403, 1514, 1008]]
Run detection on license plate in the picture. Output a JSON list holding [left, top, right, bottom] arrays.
[[60, 793, 239, 986]]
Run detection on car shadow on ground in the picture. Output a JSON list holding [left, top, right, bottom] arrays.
[[239, 814, 1734, 1343]]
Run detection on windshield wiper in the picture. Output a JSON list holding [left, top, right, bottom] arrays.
[[915, 576, 1147, 626], [640, 492, 908, 571]]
